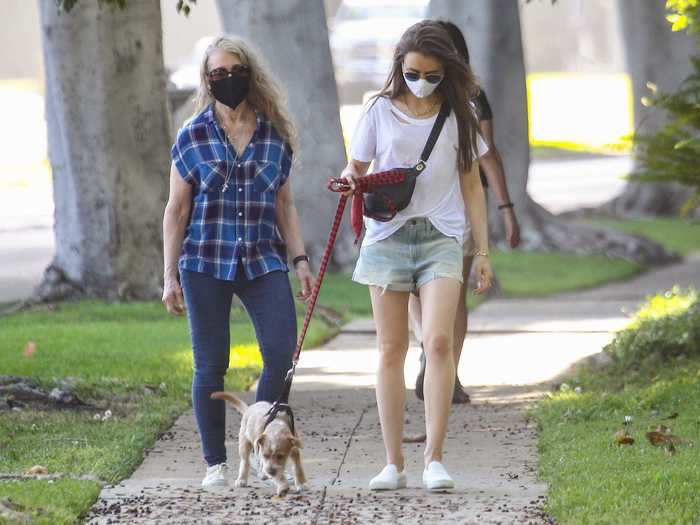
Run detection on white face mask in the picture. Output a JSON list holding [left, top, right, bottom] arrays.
[[403, 72, 441, 98]]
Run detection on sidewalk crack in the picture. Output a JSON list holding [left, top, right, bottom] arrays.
[[311, 403, 371, 524]]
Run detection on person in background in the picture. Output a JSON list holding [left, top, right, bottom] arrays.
[[410, 20, 521, 405]]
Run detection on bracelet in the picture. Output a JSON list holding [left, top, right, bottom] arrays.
[[498, 202, 514, 210], [292, 255, 309, 267], [471, 249, 489, 257]]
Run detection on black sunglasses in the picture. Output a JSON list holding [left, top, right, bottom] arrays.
[[403, 70, 444, 84], [207, 64, 251, 82]]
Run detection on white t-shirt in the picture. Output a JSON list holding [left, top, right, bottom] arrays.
[[349, 96, 488, 247]]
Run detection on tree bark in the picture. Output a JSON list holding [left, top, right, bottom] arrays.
[[216, 0, 356, 268], [36, 0, 171, 302], [602, 0, 698, 217], [429, 0, 675, 264]]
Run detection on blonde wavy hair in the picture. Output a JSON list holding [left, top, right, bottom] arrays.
[[193, 35, 297, 151]]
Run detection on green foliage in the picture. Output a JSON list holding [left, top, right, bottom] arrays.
[[176, 0, 197, 17], [666, 0, 700, 35], [56, 0, 127, 13], [535, 285, 700, 523], [604, 287, 699, 368], [629, 1, 700, 215], [56, 0, 194, 15]]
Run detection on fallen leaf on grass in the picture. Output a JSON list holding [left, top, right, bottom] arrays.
[[25, 465, 48, 475], [23, 342, 36, 358], [645, 431, 694, 448], [614, 429, 635, 445]]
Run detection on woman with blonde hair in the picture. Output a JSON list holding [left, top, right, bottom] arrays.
[[162, 35, 313, 488]]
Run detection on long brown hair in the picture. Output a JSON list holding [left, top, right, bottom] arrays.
[[372, 20, 480, 172]]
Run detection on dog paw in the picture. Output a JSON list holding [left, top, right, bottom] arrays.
[[293, 483, 307, 493], [234, 479, 247, 488], [276, 485, 289, 497]]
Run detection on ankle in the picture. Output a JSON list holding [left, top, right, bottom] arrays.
[[424, 455, 442, 468], [389, 458, 405, 472]]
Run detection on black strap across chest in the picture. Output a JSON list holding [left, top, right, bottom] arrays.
[[414, 102, 451, 173]]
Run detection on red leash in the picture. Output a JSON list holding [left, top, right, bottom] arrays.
[[264, 169, 407, 430]]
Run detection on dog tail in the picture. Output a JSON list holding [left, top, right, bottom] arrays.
[[210, 391, 248, 414]]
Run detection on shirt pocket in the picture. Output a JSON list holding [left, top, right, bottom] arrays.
[[196, 160, 229, 192], [251, 160, 281, 193]]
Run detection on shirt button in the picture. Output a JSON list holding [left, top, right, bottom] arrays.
[[238, 212, 243, 217], [238, 237, 242, 242], [238, 187, 243, 192]]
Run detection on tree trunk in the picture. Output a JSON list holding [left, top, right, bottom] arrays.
[[35, 0, 171, 302], [429, 0, 675, 264], [216, 0, 355, 268], [599, 0, 698, 217]]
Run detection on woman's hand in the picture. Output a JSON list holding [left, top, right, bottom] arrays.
[[472, 255, 494, 295], [340, 171, 357, 198], [162, 274, 186, 315], [504, 209, 521, 248], [295, 261, 315, 302]]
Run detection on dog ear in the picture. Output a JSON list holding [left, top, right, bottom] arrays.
[[254, 435, 266, 455]]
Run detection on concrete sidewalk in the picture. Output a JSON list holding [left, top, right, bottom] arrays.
[[86, 256, 699, 524]]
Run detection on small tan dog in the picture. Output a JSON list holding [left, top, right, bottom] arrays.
[[210, 391, 307, 496]]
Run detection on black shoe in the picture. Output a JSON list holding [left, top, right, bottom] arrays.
[[415, 347, 426, 401], [452, 376, 471, 404]]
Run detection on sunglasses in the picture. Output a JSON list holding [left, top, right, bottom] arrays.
[[403, 70, 444, 84], [207, 64, 251, 82]]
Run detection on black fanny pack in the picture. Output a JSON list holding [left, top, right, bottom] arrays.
[[363, 102, 451, 222]]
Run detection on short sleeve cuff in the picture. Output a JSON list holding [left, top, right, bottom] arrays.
[[171, 143, 195, 184]]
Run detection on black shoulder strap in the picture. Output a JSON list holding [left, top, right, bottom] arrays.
[[418, 102, 451, 167]]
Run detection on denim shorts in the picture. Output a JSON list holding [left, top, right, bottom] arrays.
[[352, 217, 463, 293]]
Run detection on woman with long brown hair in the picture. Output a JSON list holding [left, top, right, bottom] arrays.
[[341, 20, 493, 490]]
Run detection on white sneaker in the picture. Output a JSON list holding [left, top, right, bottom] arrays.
[[369, 464, 407, 490], [422, 461, 454, 491], [201, 462, 227, 488]]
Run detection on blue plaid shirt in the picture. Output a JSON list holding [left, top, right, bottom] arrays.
[[171, 104, 293, 281]]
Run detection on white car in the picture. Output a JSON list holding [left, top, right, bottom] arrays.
[[329, 0, 428, 103]]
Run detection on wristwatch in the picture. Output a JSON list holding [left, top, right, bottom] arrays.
[[293, 255, 309, 267]]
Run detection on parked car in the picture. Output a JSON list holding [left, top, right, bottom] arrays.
[[329, 0, 428, 104]]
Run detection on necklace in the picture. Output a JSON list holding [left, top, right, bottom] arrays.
[[402, 95, 440, 118], [221, 132, 233, 192]]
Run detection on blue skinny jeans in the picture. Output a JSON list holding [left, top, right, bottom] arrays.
[[179, 266, 296, 466]]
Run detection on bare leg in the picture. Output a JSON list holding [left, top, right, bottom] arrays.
[[370, 286, 410, 471], [419, 277, 461, 466], [451, 255, 475, 403]]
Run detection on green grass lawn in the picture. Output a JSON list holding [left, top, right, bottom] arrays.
[[490, 250, 643, 297], [0, 300, 334, 524], [591, 217, 700, 256], [534, 289, 700, 524]]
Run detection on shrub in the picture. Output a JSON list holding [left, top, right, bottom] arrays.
[[603, 287, 699, 367]]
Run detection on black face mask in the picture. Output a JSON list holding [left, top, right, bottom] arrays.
[[209, 71, 250, 110]]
